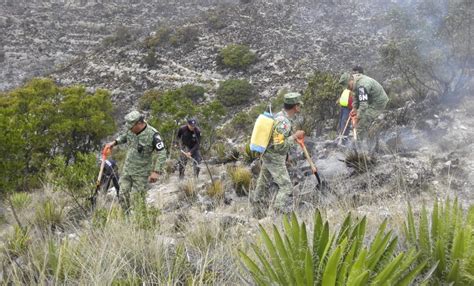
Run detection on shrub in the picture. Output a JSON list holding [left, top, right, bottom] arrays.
[[301, 71, 341, 135], [5, 226, 30, 257], [240, 211, 427, 285], [228, 166, 252, 196], [0, 79, 115, 192], [143, 49, 158, 68], [144, 26, 173, 48], [206, 10, 228, 30], [405, 198, 474, 285], [216, 79, 255, 107], [169, 26, 200, 47], [103, 25, 135, 47], [34, 199, 65, 231], [180, 84, 206, 103], [9, 192, 32, 211], [218, 44, 256, 69]]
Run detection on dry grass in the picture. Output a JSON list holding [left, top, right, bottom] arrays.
[[206, 180, 224, 199], [178, 179, 198, 198], [228, 165, 252, 196]]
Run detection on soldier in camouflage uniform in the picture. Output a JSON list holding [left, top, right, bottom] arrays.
[[106, 111, 166, 212], [339, 72, 389, 140], [251, 92, 305, 218]]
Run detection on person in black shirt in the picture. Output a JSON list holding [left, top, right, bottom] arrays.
[[177, 118, 202, 178]]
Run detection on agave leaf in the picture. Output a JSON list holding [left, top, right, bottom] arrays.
[[451, 228, 465, 261], [394, 260, 427, 286], [337, 241, 358, 286], [367, 231, 393, 271], [251, 244, 279, 283], [304, 249, 314, 286], [259, 224, 288, 284], [372, 235, 398, 274], [239, 250, 267, 285], [370, 252, 404, 285], [419, 205, 431, 259], [419, 261, 439, 285], [434, 239, 446, 277], [348, 271, 369, 286], [322, 238, 347, 286], [446, 260, 460, 284], [406, 203, 417, 243], [335, 213, 352, 245], [431, 200, 439, 241], [369, 219, 388, 255], [346, 249, 368, 284], [273, 225, 296, 284]]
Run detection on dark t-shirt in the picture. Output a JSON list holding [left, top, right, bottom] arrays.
[[177, 125, 201, 153]]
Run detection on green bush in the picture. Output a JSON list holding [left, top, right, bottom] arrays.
[[405, 198, 474, 285], [0, 78, 115, 193], [218, 44, 256, 69], [180, 84, 206, 103], [143, 49, 158, 68], [301, 71, 341, 134], [206, 10, 228, 30], [240, 211, 427, 285], [216, 79, 255, 107]]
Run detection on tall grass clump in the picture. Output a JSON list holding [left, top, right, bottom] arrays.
[[228, 166, 252, 196], [239, 211, 427, 285], [405, 198, 474, 285]]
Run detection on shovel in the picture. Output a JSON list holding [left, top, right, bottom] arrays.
[[336, 116, 351, 145], [89, 145, 111, 209], [296, 137, 321, 188]]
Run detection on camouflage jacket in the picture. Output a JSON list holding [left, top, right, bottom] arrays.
[[352, 74, 389, 112], [265, 110, 295, 159], [115, 124, 166, 177]]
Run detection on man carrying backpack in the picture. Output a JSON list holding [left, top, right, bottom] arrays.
[[251, 92, 305, 219], [177, 118, 202, 179]]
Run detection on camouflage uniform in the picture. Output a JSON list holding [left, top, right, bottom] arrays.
[[114, 111, 166, 212], [339, 72, 389, 140], [351, 73, 389, 140], [251, 93, 302, 217]]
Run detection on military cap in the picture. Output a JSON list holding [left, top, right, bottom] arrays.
[[124, 110, 143, 129], [187, 118, 197, 126], [284, 92, 303, 106], [338, 72, 351, 87]]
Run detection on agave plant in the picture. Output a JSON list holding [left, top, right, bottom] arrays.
[[239, 211, 426, 286], [405, 198, 474, 285]]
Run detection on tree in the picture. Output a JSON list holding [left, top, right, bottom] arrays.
[[380, 0, 472, 99], [218, 44, 256, 70], [301, 71, 341, 134], [0, 78, 116, 192]]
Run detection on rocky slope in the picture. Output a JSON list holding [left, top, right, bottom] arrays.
[[1, 0, 391, 112]]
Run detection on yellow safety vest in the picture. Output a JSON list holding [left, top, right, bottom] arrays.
[[339, 89, 350, 107]]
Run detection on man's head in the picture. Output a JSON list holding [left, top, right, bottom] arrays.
[[338, 72, 354, 90], [186, 118, 197, 131], [124, 110, 145, 134], [283, 92, 303, 116], [352, 65, 364, 74]]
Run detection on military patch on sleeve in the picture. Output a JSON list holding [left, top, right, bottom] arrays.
[[152, 133, 165, 151], [358, 87, 368, 102], [273, 131, 285, 145]]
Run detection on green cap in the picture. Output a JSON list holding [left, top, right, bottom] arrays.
[[124, 110, 143, 129], [284, 92, 303, 106], [338, 72, 351, 87]]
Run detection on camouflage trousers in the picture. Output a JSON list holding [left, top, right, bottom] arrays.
[[251, 153, 293, 218], [118, 174, 148, 213], [357, 107, 383, 140]]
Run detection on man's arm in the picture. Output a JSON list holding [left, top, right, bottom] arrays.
[[152, 133, 167, 173], [106, 132, 127, 149]]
